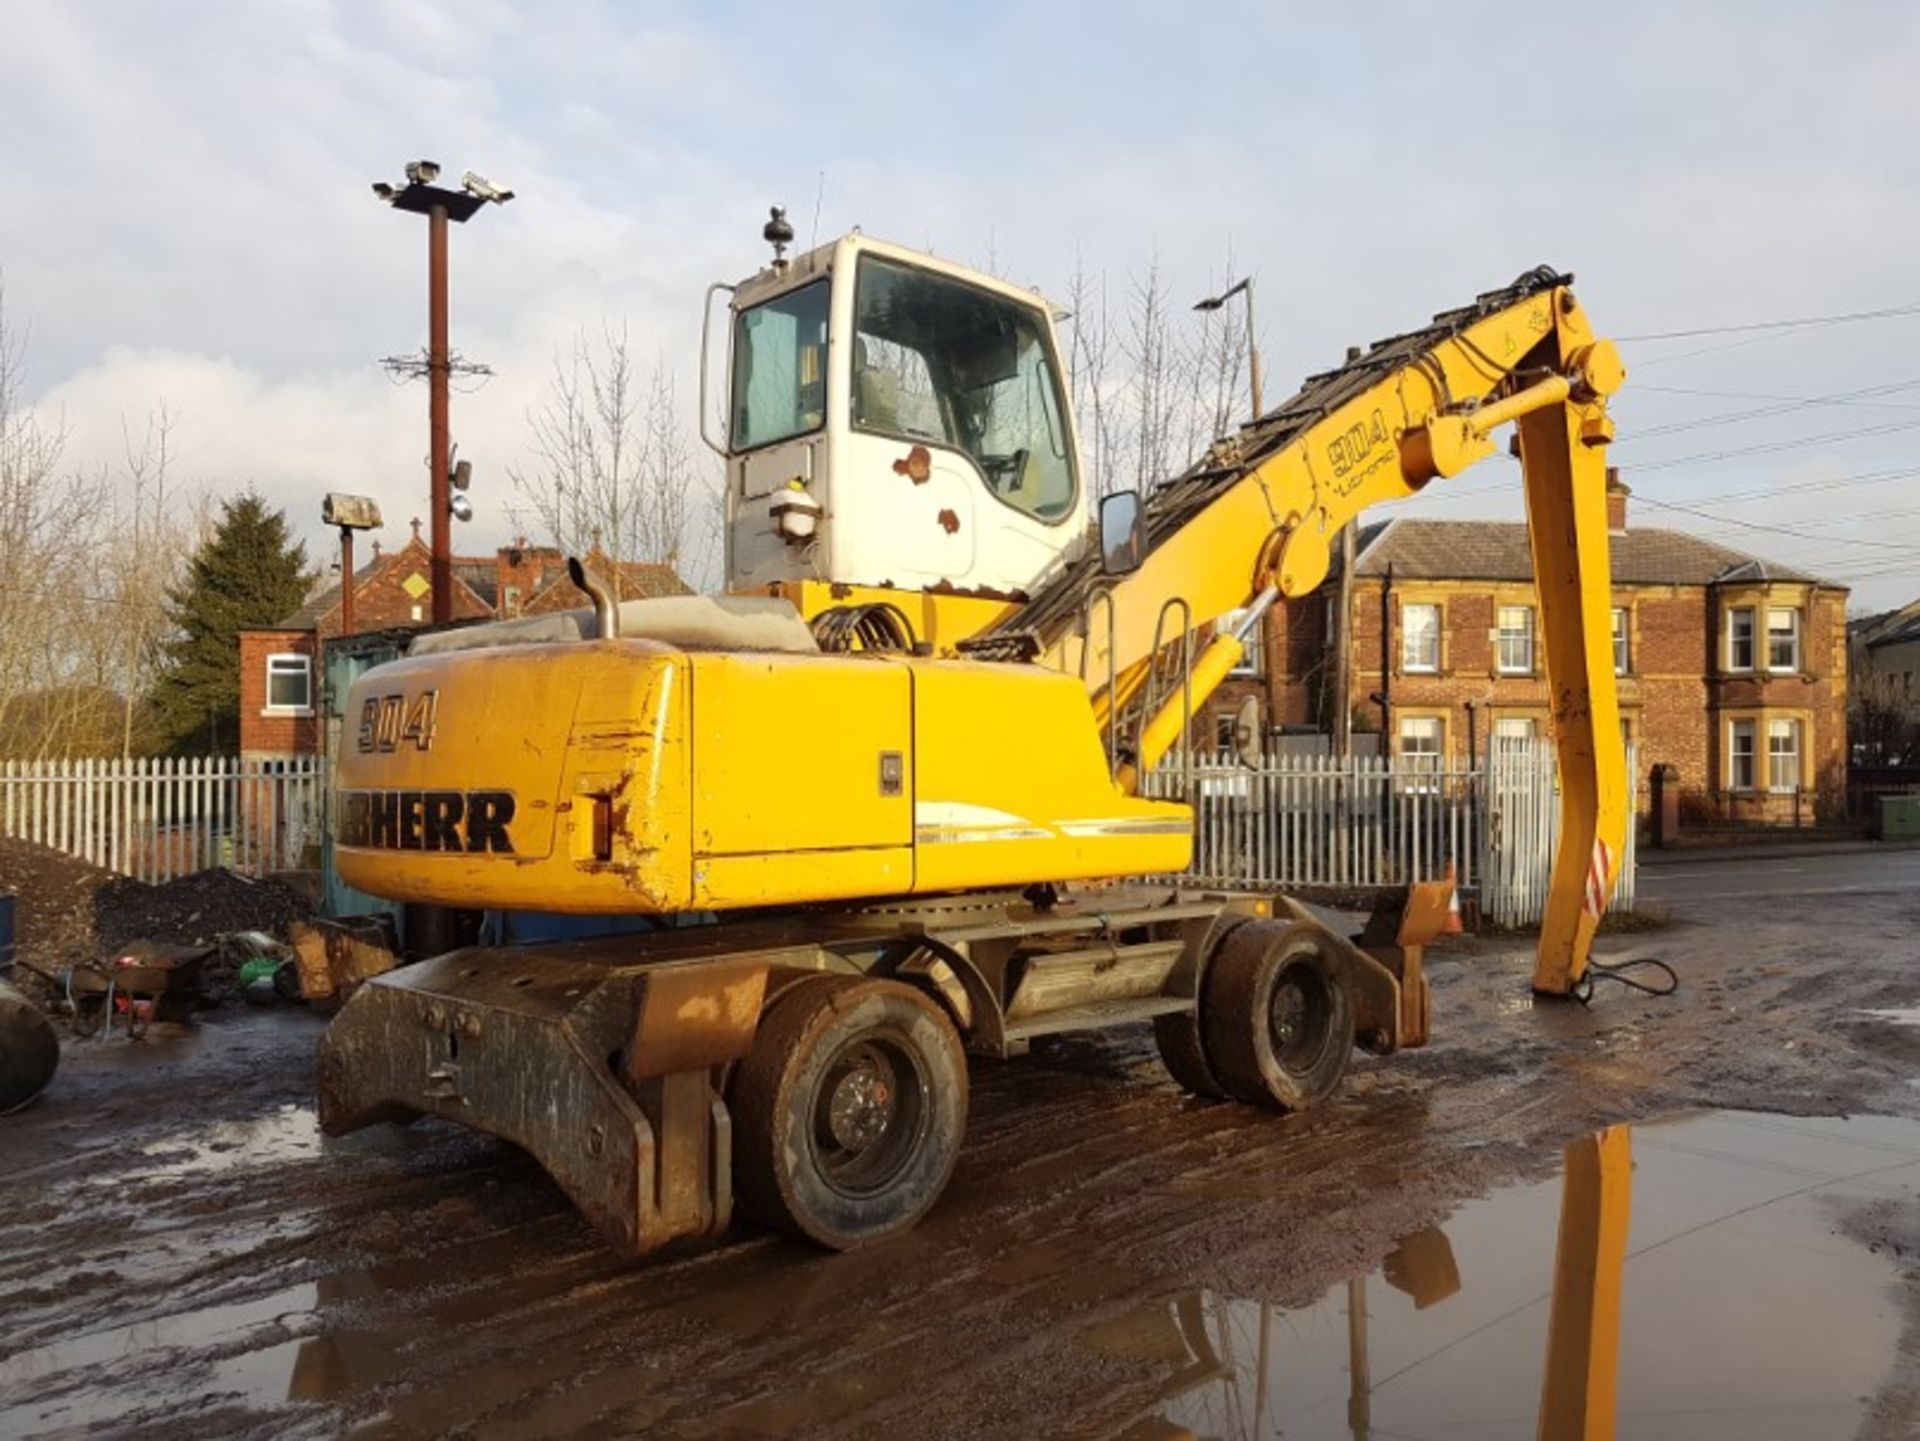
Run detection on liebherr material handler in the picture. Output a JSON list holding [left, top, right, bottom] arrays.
[[319, 222, 1628, 1257]]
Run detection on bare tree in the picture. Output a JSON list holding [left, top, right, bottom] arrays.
[[1120, 254, 1186, 494], [1063, 251, 1118, 499], [510, 324, 715, 595], [98, 403, 198, 755], [0, 280, 115, 757]]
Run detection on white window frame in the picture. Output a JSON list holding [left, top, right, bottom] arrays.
[[1727, 718, 1756, 792], [1402, 602, 1440, 674], [1496, 605, 1535, 676], [1726, 606, 1755, 672], [1767, 607, 1801, 673], [264, 653, 313, 716], [1218, 608, 1264, 679], [1612, 607, 1629, 676], [1767, 718, 1801, 794], [1398, 715, 1444, 793]]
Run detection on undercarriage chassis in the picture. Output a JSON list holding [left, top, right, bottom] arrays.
[[316, 884, 1441, 1257]]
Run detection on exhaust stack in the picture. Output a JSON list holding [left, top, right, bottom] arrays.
[[568, 557, 621, 640]]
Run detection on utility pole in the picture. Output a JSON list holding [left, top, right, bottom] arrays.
[[427, 200, 450, 620], [1193, 276, 1264, 424], [372, 161, 512, 622]]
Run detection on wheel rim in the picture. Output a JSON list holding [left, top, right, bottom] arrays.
[[1268, 963, 1335, 1073], [808, 1030, 929, 1199]]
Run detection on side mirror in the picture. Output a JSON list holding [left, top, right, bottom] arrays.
[[1098, 490, 1146, 575]]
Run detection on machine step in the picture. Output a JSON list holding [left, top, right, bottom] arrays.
[[1001, 993, 1193, 1043]]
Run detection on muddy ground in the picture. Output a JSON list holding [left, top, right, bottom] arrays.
[[2, 849, 1917, 1439]]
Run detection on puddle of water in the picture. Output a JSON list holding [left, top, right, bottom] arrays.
[[1097, 1109, 1920, 1440], [4, 1108, 1914, 1438], [133, 1102, 323, 1180], [0, 1282, 320, 1432], [1858, 1006, 1920, 1028]]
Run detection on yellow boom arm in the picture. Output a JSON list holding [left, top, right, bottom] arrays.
[[993, 269, 1629, 994]]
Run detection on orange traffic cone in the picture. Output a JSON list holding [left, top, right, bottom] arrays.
[[1443, 863, 1464, 935]]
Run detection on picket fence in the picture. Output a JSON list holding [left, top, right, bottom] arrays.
[[1150, 738, 1636, 926], [0, 756, 327, 883], [0, 742, 1633, 924]]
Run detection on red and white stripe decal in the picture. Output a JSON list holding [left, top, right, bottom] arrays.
[[1583, 837, 1614, 918]]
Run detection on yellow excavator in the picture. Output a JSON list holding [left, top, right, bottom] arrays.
[[317, 217, 1628, 1257]]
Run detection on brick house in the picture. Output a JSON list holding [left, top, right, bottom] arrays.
[[238, 527, 687, 761], [1849, 598, 1920, 768], [1209, 480, 1850, 825]]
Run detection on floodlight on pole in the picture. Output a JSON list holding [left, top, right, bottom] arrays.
[[371, 159, 512, 623], [1194, 275, 1264, 425], [322, 492, 382, 636]]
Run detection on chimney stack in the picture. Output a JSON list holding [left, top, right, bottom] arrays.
[[1605, 467, 1630, 534]]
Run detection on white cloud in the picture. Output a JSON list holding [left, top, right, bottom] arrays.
[[3, 1, 1918, 607]]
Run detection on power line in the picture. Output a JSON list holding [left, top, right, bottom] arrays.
[[1624, 416, 1920, 472], [1633, 493, 1920, 554], [1620, 378, 1920, 440], [1617, 299, 1920, 342], [1425, 459, 1920, 510], [1634, 381, 1920, 412]]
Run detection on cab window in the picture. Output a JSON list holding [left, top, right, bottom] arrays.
[[732, 280, 829, 451], [852, 255, 1077, 523]]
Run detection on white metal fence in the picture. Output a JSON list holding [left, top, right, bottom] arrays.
[[1150, 738, 1636, 926], [1480, 740, 1638, 927], [0, 756, 326, 883]]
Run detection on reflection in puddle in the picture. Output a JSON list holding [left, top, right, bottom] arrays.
[[0, 1283, 321, 1433], [1099, 1110, 1920, 1440], [134, 1102, 322, 1179], [2, 1109, 1913, 1438]]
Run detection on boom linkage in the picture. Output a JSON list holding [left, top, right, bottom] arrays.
[[966, 264, 1628, 996]]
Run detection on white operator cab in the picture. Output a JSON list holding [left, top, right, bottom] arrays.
[[708, 230, 1090, 601]]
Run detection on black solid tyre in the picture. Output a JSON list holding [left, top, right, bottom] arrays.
[[1201, 922, 1355, 1112], [730, 974, 967, 1250], [1152, 916, 1255, 1101]]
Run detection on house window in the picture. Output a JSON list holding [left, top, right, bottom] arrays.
[[1493, 717, 1536, 750], [1767, 608, 1801, 672], [265, 654, 312, 714], [1497, 605, 1535, 675], [1398, 716, 1442, 762], [1218, 609, 1263, 678], [1728, 719, 1756, 791], [1768, 719, 1801, 793], [1214, 713, 1236, 753], [503, 583, 522, 617], [1402, 603, 1440, 673], [1726, 606, 1755, 671], [1612, 607, 1629, 675]]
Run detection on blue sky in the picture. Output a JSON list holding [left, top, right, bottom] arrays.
[[4, 2, 1919, 604]]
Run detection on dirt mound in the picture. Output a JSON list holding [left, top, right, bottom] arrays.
[[93, 870, 312, 955], [0, 837, 111, 964], [0, 837, 312, 973]]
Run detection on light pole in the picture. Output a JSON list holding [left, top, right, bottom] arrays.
[[1193, 275, 1263, 425], [372, 161, 512, 623], [321, 494, 383, 637]]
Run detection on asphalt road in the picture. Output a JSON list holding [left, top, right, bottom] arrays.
[[1639, 843, 1920, 904]]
